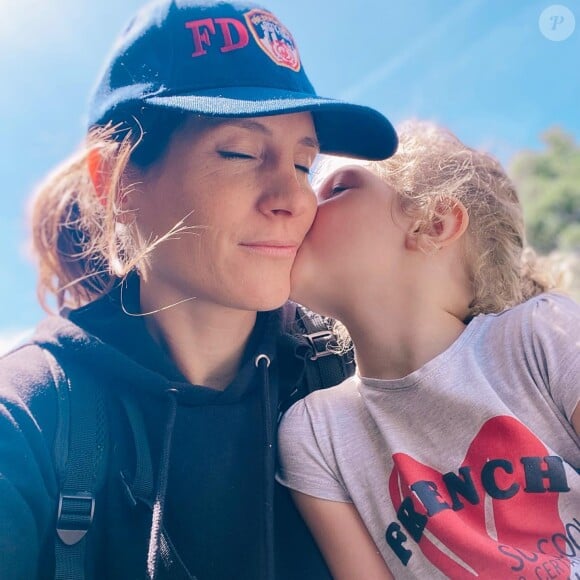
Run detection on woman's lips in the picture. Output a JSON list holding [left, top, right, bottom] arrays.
[[239, 241, 300, 257]]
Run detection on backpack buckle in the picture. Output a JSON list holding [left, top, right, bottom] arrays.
[[304, 330, 335, 361], [56, 493, 95, 545]]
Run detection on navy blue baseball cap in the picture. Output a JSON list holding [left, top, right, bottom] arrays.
[[88, 0, 397, 160]]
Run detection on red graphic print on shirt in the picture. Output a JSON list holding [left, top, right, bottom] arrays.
[[386, 416, 575, 578]]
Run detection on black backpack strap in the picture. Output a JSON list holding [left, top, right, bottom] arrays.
[[44, 347, 193, 580], [278, 304, 355, 416], [43, 348, 109, 580], [294, 305, 354, 392]]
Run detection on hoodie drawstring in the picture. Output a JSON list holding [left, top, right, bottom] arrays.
[[255, 353, 275, 580], [147, 388, 179, 580], [120, 392, 195, 579], [125, 358, 275, 580]]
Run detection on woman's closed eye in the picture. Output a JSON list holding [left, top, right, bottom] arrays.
[[218, 152, 311, 176], [218, 150, 256, 160], [295, 163, 312, 176]]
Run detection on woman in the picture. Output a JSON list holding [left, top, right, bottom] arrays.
[[278, 121, 580, 579], [0, 0, 397, 578]]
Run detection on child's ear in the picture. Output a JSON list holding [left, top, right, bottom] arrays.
[[405, 199, 469, 253]]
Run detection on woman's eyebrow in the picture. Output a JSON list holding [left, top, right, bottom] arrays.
[[300, 136, 320, 151], [225, 119, 272, 134]]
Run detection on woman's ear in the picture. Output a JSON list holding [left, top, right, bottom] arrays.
[[405, 199, 469, 253], [88, 146, 137, 224], [87, 146, 109, 208]]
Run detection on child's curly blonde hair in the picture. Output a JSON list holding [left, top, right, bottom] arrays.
[[367, 120, 565, 319]]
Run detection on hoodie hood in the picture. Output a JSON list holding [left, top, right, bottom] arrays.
[[31, 277, 284, 406]]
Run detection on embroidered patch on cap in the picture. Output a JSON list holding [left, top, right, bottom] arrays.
[[244, 9, 301, 72]]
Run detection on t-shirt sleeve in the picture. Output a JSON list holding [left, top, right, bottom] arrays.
[[276, 398, 351, 503], [530, 293, 580, 422]]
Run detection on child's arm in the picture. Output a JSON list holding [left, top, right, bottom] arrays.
[[291, 490, 394, 580]]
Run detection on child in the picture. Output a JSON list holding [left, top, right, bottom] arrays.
[[277, 121, 580, 579]]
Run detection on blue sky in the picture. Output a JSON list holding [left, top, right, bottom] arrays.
[[1, 0, 579, 351]]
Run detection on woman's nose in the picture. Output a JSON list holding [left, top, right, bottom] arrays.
[[257, 169, 316, 218]]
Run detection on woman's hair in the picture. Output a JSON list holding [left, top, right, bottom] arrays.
[[30, 107, 187, 312], [366, 120, 567, 318]]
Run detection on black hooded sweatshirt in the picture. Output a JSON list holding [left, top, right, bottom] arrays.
[[0, 279, 332, 579]]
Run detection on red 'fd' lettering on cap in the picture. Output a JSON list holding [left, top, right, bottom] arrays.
[[185, 17, 249, 57], [244, 9, 301, 72]]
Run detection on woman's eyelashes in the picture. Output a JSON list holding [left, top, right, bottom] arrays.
[[218, 150, 256, 160], [218, 150, 312, 176]]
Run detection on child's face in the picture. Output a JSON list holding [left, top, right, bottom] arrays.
[[291, 164, 413, 315]]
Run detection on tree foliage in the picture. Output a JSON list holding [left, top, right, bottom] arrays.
[[509, 127, 580, 253]]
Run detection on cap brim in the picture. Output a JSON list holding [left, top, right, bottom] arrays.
[[144, 87, 397, 160]]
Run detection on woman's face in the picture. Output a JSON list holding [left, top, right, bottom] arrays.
[[132, 112, 318, 311], [291, 164, 410, 315]]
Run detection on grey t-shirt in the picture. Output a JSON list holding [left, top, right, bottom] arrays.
[[277, 293, 580, 579]]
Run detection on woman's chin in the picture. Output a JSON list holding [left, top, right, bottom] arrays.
[[248, 290, 290, 312]]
